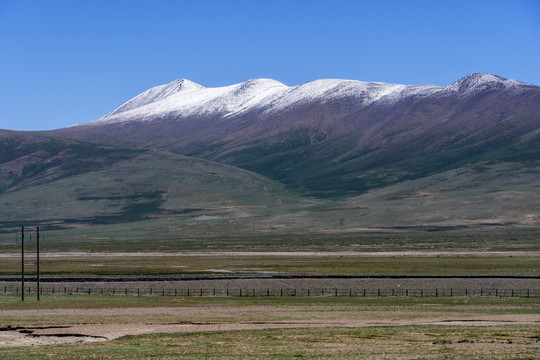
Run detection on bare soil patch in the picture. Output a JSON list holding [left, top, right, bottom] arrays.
[[1, 305, 539, 347]]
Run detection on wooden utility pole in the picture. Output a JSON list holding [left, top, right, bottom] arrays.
[[37, 226, 40, 301], [21, 226, 24, 302]]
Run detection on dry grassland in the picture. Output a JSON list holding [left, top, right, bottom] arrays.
[[0, 295, 538, 359]]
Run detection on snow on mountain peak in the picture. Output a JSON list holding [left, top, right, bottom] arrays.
[[447, 73, 526, 95], [87, 74, 532, 127], [94, 78, 289, 124], [233, 78, 287, 92], [105, 79, 205, 117]]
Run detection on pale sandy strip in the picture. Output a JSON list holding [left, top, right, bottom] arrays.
[[2, 318, 539, 347]]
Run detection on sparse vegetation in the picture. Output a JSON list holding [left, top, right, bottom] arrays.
[[0, 295, 538, 359], [0, 254, 537, 275], [1, 325, 538, 359]]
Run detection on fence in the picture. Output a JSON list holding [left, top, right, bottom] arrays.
[[1, 286, 538, 298]]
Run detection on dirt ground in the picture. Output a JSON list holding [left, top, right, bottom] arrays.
[[1, 250, 538, 348], [2, 277, 538, 293], [1, 250, 538, 258], [1, 305, 538, 347]]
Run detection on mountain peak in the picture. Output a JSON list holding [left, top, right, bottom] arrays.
[[167, 79, 205, 92], [105, 79, 205, 117], [93, 74, 535, 124], [447, 73, 527, 94], [453, 72, 505, 85], [232, 78, 288, 95]]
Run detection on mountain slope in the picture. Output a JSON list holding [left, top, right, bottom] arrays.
[[0, 131, 308, 231], [54, 74, 540, 198]]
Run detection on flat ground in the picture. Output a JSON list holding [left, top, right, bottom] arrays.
[[1, 277, 538, 295], [0, 251, 538, 358], [0, 296, 538, 359], [0, 251, 538, 275]]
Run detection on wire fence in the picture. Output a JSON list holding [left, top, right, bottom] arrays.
[[1, 286, 538, 298]]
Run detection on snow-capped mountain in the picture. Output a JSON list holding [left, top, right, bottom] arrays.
[[54, 73, 540, 198], [87, 73, 529, 126]]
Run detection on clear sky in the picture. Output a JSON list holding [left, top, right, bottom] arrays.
[[0, 0, 539, 131]]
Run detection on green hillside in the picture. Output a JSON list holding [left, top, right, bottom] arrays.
[[0, 129, 538, 253], [0, 131, 313, 236]]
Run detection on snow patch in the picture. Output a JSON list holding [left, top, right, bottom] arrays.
[[447, 73, 527, 96], [84, 74, 532, 126]]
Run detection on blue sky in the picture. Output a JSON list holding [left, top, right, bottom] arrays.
[[0, 0, 539, 131]]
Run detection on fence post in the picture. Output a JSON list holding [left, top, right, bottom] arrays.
[[527, 289, 530, 297], [308, 289, 310, 296], [496, 289, 498, 297], [378, 289, 380, 296], [450, 288, 453, 296]]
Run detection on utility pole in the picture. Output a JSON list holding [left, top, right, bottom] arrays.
[[21, 226, 24, 302], [37, 226, 40, 301]]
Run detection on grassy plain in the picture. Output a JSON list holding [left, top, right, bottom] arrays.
[[1, 225, 538, 253], [0, 254, 538, 275], [1, 294, 538, 314], [1, 325, 538, 359], [0, 295, 539, 359]]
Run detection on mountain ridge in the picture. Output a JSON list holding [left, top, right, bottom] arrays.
[[86, 73, 534, 126], [0, 74, 538, 243], [52, 73, 540, 198]]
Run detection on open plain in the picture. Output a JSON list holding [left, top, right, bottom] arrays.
[[0, 250, 538, 359], [0, 295, 538, 359]]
